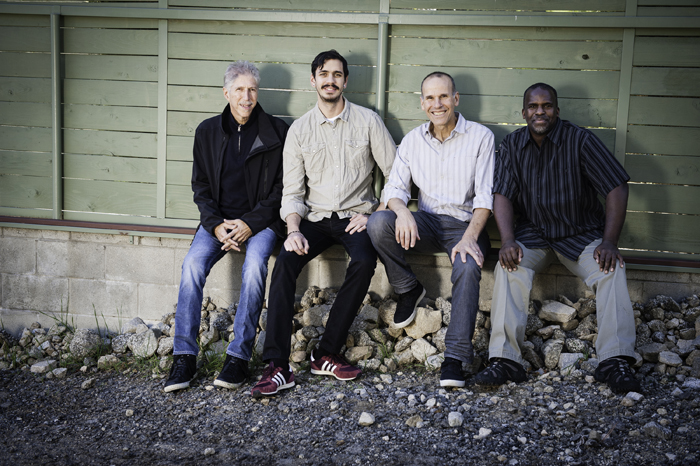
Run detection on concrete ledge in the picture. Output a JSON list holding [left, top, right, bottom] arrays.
[[1, 226, 699, 335]]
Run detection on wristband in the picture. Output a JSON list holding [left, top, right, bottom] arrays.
[[287, 230, 301, 237]]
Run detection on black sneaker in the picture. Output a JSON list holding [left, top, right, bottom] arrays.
[[440, 357, 465, 388], [214, 354, 249, 389], [474, 358, 527, 387], [164, 354, 197, 393], [594, 357, 641, 394], [394, 283, 426, 328]]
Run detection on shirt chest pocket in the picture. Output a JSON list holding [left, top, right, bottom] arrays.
[[301, 142, 327, 173], [345, 139, 370, 169]]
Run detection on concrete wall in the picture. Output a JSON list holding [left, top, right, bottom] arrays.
[[1, 226, 699, 335]]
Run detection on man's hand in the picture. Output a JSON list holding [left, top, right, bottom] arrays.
[[345, 214, 368, 235], [451, 236, 485, 268], [284, 231, 309, 256], [228, 219, 252, 244], [594, 240, 624, 274], [499, 239, 523, 272], [215, 220, 240, 252], [395, 209, 419, 250]]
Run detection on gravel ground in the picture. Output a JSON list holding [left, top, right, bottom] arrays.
[[1, 362, 698, 466]]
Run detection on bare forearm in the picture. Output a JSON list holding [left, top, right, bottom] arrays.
[[387, 198, 410, 215], [285, 213, 302, 233], [603, 183, 628, 245], [463, 208, 490, 241], [493, 193, 516, 243]]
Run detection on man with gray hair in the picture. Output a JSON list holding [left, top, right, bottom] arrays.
[[165, 61, 289, 392]]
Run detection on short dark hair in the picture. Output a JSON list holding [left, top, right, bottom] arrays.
[[421, 71, 457, 97], [311, 50, 349, 78], [523, 82, 558, 108]]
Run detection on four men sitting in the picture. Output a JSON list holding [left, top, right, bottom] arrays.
[[167, 52, 642, 396]]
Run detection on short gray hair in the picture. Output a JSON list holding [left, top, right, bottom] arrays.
[[224, 61, 260, 89]]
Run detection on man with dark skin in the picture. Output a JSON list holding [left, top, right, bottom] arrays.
[[474, 83, 641, 394]]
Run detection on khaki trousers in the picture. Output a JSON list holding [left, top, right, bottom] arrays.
[[488, 239, 637, 365]]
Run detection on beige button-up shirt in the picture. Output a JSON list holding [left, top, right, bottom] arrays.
[[280, 98, 396, 222]]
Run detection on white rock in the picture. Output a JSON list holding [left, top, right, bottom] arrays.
[[658, 351, 682, 366], [626, 391, 644, 402], [128, 329, 159, 358], [121, 317, 147, 335], [52, 367, 68, 379], [474, 427, 492, 439], [539, 300, 577, 323], [558, 352, 583, 372], [358, 412, 375, 426], [682, 378, 700, 389], [30, 359, 57, 374], [448, 411, 463, 427], [380, 374, 393, 384], [81, 378, 95, 390], [425, 353, 444, 371], [404, 307, 442, 339], [204, 448, 215, 456], [410, 338, 438, 363], [517, 436, 527, 445]]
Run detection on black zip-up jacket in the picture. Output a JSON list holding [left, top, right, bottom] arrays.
[[192, 103, 288, 238]]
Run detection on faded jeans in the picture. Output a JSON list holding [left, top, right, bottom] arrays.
[[367, 210, 490, 364], [173, 226, 276, 361]]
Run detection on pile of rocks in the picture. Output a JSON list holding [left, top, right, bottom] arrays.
[[1, 288, 699, 383]]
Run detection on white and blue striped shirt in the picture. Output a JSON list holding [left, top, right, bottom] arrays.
[[382, 113, 495, 222]]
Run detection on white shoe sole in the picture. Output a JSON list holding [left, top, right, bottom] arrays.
[[393, 287, 426, 329], [213, 379, 244, 389], [310, 368, 358, 381], [252, 380, 295, 398], [440, 378, 466, 388], [164, 380, 191, 393]]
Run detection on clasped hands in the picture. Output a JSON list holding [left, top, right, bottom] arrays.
[[215, 219, 252, 252]]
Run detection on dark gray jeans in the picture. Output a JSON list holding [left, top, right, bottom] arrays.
[[367, 210, 490, 364]]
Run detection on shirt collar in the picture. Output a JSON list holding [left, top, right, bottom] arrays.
[[423, 112, 469, 142], [518, 117, 563, 150], [312, 97, 350, 125]]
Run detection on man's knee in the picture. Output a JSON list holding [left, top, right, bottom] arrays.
[[367, 210, 395, 240]]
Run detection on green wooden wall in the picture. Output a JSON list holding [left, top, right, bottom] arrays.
[[0, 0, 698, 265]]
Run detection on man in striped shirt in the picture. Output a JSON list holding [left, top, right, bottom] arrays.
[[474, 83, 641, 394], [367, 72, 495, 388]]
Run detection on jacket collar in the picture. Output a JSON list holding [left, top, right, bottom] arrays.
[[218, 103, 282, 156]]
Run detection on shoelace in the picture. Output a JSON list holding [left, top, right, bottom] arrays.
[[171, 358, 189, 377]]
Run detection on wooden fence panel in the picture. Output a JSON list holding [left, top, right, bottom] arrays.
[[168, 0, 380, 11], [390, 0, 626, 14], [64, 179, 156, 217]]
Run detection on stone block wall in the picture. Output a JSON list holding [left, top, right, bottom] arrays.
[[1, 226, 699, 335]]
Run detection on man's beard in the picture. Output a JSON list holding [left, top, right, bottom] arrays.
[[318, 85, 342, 103]]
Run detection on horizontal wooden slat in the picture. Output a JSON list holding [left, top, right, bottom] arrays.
[[386, 120, 615, 151], [64, 79, 158, 107], [63, 28, 158, 55], [634, 37, 700, 67], [628, 184, 700, 215], [168, 33, 377, 65], [64, 129, 157, 158], [168, 20, 378, 38], [631, 67, 700, 97], [166, 160, 191, 186], [0, 14, 50, 27], [0, 125, 51, 152], [64, 179, 156, 216], [627, 125, 700, 157], [165, 184, 198, 220], [64, 54, 158, 82], [389, 37, 622, 70], [61, 211, 198, 228], [0, 207, 53, 219], [0, 151, 52, 177], [625, 154, 700, 185], [638, 7, 700, 16], [0, 101, 51, 126], [628, 96, 700, 127], [168, 60, 376, 93], [166, 135, 193, 161], [0, 76, 51, 102], [390, 0, 626, 12], [391, 25, 623, 41], [168, 0, 380, 11], [166, 92, 375, 136], [0, 26, 50, 53], [65, 153, 157, 183], [635, 28, 700, 37], [638, 0, 700, 5], [64, 104, 158, 132], [388, 65, 620, 98], [387, 93, 617, 127], [620, 211, 700, 254], [0, 174, 52, 209], [63, 16, 159, 29], [0, 52, 51, 78]]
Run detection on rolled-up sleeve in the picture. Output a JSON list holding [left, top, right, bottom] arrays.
[[381, 142, 412, 206], [472, 129, 495, 211], [280, 125, 310, 221]]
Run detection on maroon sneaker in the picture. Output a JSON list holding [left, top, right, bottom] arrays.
[[310, 351, 362, 381], [250, 362, 295, 398]]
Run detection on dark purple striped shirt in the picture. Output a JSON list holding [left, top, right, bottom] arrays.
[[494, 119, 629, 261]]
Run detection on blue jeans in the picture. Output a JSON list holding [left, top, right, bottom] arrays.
[[173, 226, 277, 360], [367, 210, 489, 364]]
